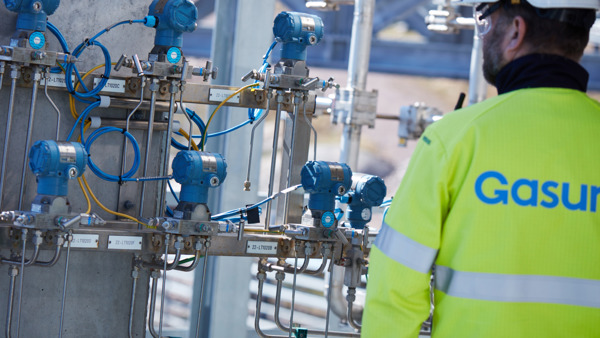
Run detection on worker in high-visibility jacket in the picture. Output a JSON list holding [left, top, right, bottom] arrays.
[[363, 1, 600, 337]]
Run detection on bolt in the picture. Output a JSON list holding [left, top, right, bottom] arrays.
[[338, 186, 346, 195], [210, 177, 220, 187], [161, 221, 174, 230], [32, 1, 42, 12], [68, 167, 78, 178]]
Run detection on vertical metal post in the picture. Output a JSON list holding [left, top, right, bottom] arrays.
[[159, 87, 178, 216], [335, 0, 376, 326], [18, 67, 41, 210], [0, 65, 19, 210], [139, 78, 159, 218], [339, 0, 375, 168], [265, 91, 284, 228]]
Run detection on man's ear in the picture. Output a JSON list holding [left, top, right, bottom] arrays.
[[504, 16, 528, 60]]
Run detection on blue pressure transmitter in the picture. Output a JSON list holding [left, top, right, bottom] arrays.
[[146, 0, 197, 62], [28, 140, 87, 197], [4, 0, 59, 32], [172, 150, 226, 205], [273, 11, 324, 61], [342, 175, 386, 229], [4, 0, 59, 49], [301, 161, 352, 228]]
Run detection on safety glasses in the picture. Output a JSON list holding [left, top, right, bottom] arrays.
[[474, 2, 502, 36]]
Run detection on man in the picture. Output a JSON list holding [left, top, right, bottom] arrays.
[[362, 1, 600, 337]]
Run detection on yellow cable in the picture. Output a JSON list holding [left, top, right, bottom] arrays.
[[201, 83, 260, 150], [81, 175, 150, 228], [177, 128, 199, 151], [69, 63, 116, 120], [77, 177, 92, 214]]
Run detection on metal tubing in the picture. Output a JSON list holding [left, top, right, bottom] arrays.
[[5, 266, 17, 338], [244, 90, 272, 190], [174, 249, 202, 272], [264, 90, 284, 228], [58, 232, 73, 338], [159, 235, 170, 338], [33, 244, 62, 267], [14, 229, 28, 337], [18, 68, 41, 210], [288, 254, 299, 337], [43, 70, 61, 140], [139, 78, 158, 218], [128, 267, 139, 338], [0, 67, 19, 210], [159, 89, 177, 216], [325, 261, 334, 338], [347, 288, 361, 330], [254, 271, 288, 338], [194, 246, 209, 338], [142, 241, 182, 270], [1, 242, 40, 266], [148, 273, 159, 338], [120, 78, 146, 190], [304, 249, 329, 276], [0, 62, 4, 92], [271, 260, 359, 337]]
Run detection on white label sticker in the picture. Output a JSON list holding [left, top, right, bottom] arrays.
[[65, 234, 99, 248], [45, 73, 75, 88], [209, 89, 240, 104], [93, 78, 126, 93], [246, 241, 278, 255], [107, 236, 142, 250], [31, 204, 42, 213]]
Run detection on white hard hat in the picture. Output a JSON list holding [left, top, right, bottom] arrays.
[[453, 0, 600, 10]]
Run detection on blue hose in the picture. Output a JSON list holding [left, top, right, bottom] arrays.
[[84, 127, 140, 182], [46, 21, 69, 53], [66, 100, 101, 142], [65, 40, 111, 99]]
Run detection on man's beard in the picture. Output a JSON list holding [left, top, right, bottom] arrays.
[[482, 23, 507, 86]]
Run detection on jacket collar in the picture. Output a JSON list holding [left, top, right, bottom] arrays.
[[495, 53, 589, 95]]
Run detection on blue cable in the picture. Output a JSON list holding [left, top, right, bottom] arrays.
[[65, 40, 111, 99], [64, 19, 145, 99], [66, 100, 100, 142], [85, 127, 141, 182], [207, 119, 252, 138], [166, 206, 174, 217], [212, 195, 271, 220], [46, 21, 69, 53]]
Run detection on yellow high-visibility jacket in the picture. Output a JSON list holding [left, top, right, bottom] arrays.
[[363, 86, 600, 337]]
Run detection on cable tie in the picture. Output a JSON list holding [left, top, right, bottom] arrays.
[[118, 175, 123, 185], [121, 128, 126, 134]]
